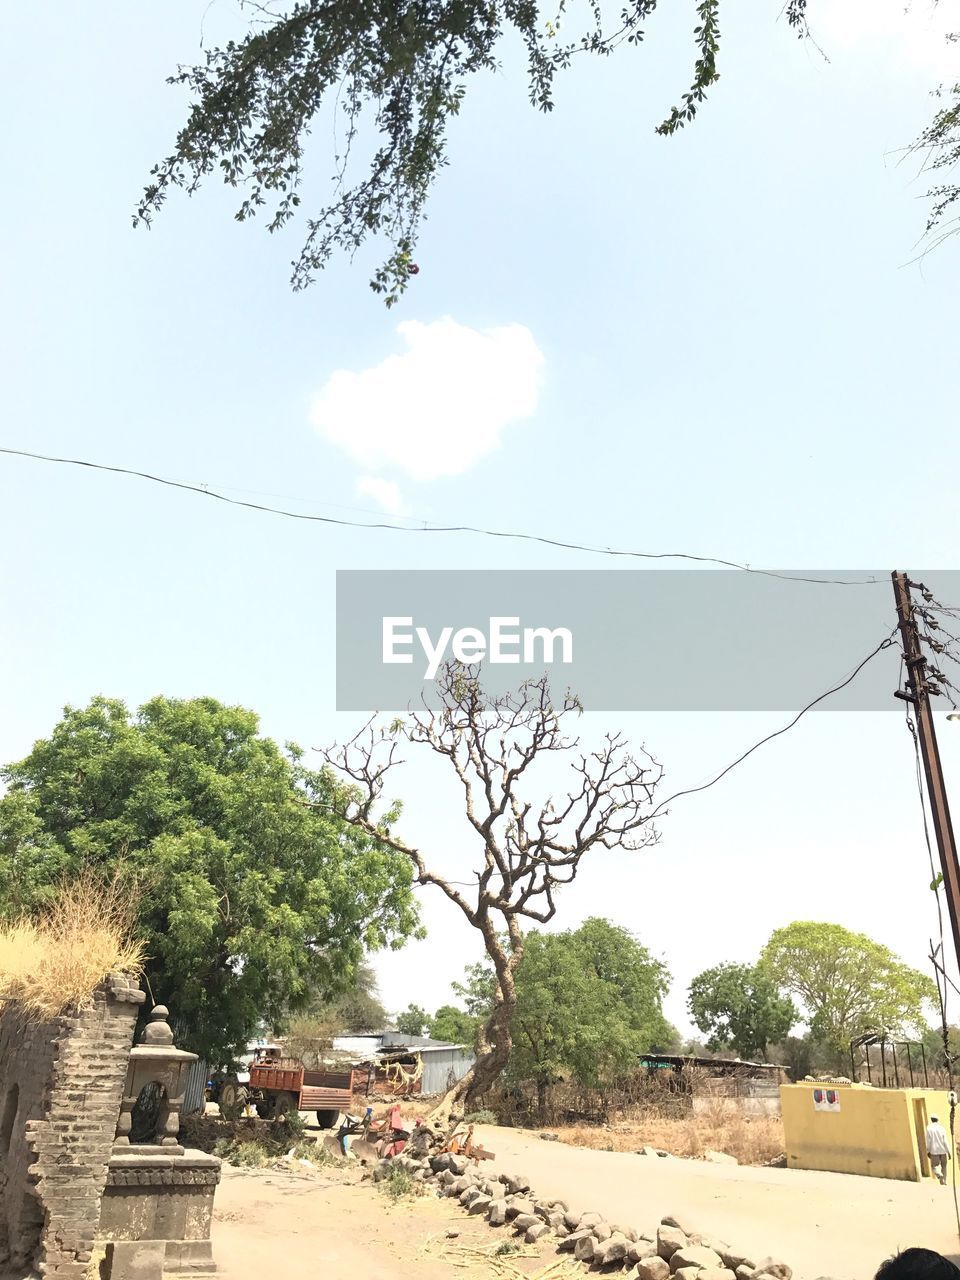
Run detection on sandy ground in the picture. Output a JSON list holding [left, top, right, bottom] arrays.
[[211, 1163, 561, 1279], [6, 1120, 960, 1280], [205, 1121, 960, 1280], [470, 1125, 960, 1280]]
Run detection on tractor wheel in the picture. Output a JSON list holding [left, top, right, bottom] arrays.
[[315, 1109, 340, 1130], [272, 1092, 299, 1122], [218, 1082, 247, 1121]]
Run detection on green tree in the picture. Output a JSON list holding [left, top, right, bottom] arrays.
[[687, 962, 796, 1061], [324, 961, 388, 1032], [920, 1024, 960, 1076], [444, 919, 671, 1117], [0, 696, 421, 1064], [759, 922, 937, 1072], [395, 1003, 430, 1036], [428, 1004, 478, 1046], [507, 918, 672, 1118], [138, 2, 953, 304], [281, 963, 388, 1064], [767, 1034, 828, 1082]]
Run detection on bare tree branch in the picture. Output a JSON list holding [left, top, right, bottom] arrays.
[[319, 663, 662, 1118]]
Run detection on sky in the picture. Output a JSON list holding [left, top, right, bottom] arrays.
[[1, 0, 959, 1043]]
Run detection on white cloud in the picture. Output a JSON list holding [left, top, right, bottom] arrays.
[[814, 0, 959, 79], [311, 317, 545, 483], [355, 475, 412, 517]]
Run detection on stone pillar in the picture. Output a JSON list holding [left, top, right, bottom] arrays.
[[98, 1007, 221, 1279]]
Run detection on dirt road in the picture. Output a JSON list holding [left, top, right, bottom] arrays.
[[474, 1125, 960, 1280], [211, 1163, 560, 1279], [206, 1124, 960, 1280]]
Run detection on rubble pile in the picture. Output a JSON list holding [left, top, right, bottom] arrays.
[[369, 1147, 820, 1280]]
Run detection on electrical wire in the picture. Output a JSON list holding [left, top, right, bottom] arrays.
[[0, 446, 881, 586], [431, 629, 899, 884], [647, 630, 898, 819]]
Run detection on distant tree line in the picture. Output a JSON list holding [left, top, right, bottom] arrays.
[[395, 919, 938, 1100], [0, 693, 941, 1098]]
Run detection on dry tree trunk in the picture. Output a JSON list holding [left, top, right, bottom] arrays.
[[429, 928, 522, 1132], [323, 667, 661, 1138]]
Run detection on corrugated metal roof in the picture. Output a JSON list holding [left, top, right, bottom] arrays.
[[379, 1043, 467, 1057], [638, 1054, 788, 1072]]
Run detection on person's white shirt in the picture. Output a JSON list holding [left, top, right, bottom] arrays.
[[926, 1121, 950, 1156]]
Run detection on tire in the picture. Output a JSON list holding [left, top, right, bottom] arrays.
[[315, 1109, 340, 1130], [218, 1082, 248, 1122], [273, 1092, 298, 1121]]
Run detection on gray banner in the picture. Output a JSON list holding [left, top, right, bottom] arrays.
[[335, 570, 960, 712]]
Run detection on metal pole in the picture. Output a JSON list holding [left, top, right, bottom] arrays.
[[893, 571, 960, 974], [881, 1037, 888, 1089], [906, 1043, 914, 1088]]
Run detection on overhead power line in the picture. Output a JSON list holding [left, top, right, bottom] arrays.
[[648, 629, 898, 819], [0, 446, 879, 586], [412, 629, 899, 885]]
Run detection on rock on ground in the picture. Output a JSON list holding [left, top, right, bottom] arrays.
[[506, 1197, 535, 1219], [637, 1258, 672, 1280], [658, 1226, 689, 1260], [487, 1200, 507, 1227], [662, 1215, 696, 1236], [595, 1234, 630, 1266], [755, 1260, 792, 1280], [574, 1236, 598, 1263], [512, 1213, 540, 1232], [670, 1245, 724, 1274]]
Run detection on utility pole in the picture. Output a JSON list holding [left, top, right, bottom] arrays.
[[892, 571, 960, 974]]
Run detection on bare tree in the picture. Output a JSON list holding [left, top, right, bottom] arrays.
[[322, 665, 661, 1127]]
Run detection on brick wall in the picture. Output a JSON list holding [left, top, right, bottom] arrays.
[[0, 973, 144, 1278]]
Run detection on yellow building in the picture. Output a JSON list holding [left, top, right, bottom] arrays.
[[781, 1082, 955, 1181]]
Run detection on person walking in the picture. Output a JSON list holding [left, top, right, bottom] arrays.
[[925, 1115, 951, 1185]]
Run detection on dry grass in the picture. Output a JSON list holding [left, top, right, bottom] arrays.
[[554, 1099, 784, 1166], [420, 1233, 580, 1279], [0, 873, 145, 1017]]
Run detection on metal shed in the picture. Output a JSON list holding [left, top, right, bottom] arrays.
[[417, 1044, 474, 1095]]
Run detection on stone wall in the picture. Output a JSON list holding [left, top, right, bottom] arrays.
[[0, 973, 144, 1278]]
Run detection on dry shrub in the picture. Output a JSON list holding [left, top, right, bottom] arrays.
[[553, 1105, 784, 1166], [0, 872, 146, 1017], [491, 1066, 784, 1166]]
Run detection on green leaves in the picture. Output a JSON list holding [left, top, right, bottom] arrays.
[[428, 1003, 479, 1044], [655, 0, 721, 136], [395, 1002, 431, 1036], [450, 918, 672, 1092], [0, 696, 420, 1065], [137, 0, 726, 303], [759, 921, 938, 1072], [687, 962, 796, 1061], [509, 920, 673, 1092]]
